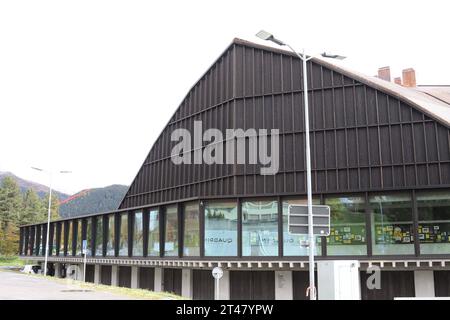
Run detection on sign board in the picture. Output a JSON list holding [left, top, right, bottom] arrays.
[[288, 204, 330, 236], [212, 267, 223, 280], [82, 240, 87, 254]]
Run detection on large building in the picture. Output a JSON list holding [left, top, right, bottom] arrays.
[[19, 38, 450, 300]]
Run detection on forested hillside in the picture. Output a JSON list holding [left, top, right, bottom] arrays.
[[59, 185, 128, 217]]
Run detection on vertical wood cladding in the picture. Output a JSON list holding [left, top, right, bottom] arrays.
[[139, 267, 155, 290], [193, 269, 215, 300], [100, 265, 112, 285], [230, 270, 275, 300], [434, 271, 450, 297], [85, 264, 95, 283], [118, 266, 132, 288], [360, 271, 415, 300], [119, 41, 450, 209], [163, 268, 182, 295]]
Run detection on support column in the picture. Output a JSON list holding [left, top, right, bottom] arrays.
[[94, 265, 101, 284], [154, 267, 162, 292], [111, 265, 119, 287], [414, 270, 435, 297], [215, 270, 230, 300], [78, 264, 84, 281], [131, 266, 139, 289], [54, 263, 61, 278], [275, 271, 293, 300], [182, 269, 193, 299]]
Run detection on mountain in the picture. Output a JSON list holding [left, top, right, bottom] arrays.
[[0, 171, 129, 218], [0, 171, 70, 201], [59, 184, 128, 218]]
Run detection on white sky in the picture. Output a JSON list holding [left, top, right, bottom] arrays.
[[1, 0, 449, 194]]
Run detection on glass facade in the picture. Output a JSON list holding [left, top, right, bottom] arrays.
[[148, 209, 160, 256], [164, 206, 178, 256], [183, 202, 200, 256], [23, 189, 450, 259], [86, 218, 92, 256], [417, 191, 450, 255], [119, 213, 128, 256], [51, 223, 57, 256], [59, 222, 65, 255], [76, 220, 83, 256], [66, 221, 73, 256], [282, 198, 321, 256], [133, 211, 143, 256], [204, 200, 238, 256], [242, 200, 278, 256], [106, 214, 115, 256], [95, 216, 103, 256], [370, 193, 414, 255], [326, 196, 367, 256]]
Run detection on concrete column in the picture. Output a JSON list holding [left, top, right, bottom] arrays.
[[54, 263, 61, 278], [94, 265, 101, 284], [131, 266, 139, 289], [111, 265, 119, 287], [182, 269, 193, 298], [275, 271, 293, 300], [215, 270, 230, 300], [78, 264, 84, 281], [414, 270, 435, 297], [154, 267, 162, 292]]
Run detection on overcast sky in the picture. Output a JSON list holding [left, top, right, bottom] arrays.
[[1, 0, 449, 195]]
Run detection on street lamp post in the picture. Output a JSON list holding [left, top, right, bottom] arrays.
[[31, 167, 71, 277], [256, 31, 345, 300]]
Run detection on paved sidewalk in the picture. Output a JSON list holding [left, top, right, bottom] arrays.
[[0, 270, 132, 300]]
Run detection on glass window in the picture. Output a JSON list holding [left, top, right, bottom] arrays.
[[282, 198, 321, 256], [417, 191, 450, 255], [95, 216, 103, 256], [50, 223, 57, 256], [35, 225, 42, 256], [106, 214, 115, 256], [164, 206, 178, 256], [183, 202, 200, 256], [119, 213, 128, 256], [59, 223, 65, 255], [86, 218, 92, 256], [370, 193, 414, 255], [204, 200, 238, 256], [148, 209, 160, 256], [326, 196, 367, 256], [67, 221, 73, 256], [133, 211, 143, 256], [242, 200, 279, 256], [76, 220, 83, 256]]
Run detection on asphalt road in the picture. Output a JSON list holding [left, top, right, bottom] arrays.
[[0, 270, 132, 300]]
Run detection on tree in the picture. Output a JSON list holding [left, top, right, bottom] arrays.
[[0, 177, 22, 255], [21, 188, 44, 224], [40, 193, 60, 222]]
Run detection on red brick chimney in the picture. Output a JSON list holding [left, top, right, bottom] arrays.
[[394, 77, 402, 85], [402, 68, 416, 87], [377, 66, 391, 81]]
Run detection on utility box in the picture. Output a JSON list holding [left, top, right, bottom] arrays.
[[317, 260, 361, 300]]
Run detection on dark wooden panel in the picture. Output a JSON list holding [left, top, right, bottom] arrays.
[[230, 271, 275, 300], [139, 267, 155, 291], [360, 271, 415, 300], [100, 265, 112, 285], [85, 264, 95, 283], [293, 271, 318, 300], [193, 270, 214, 300], [434, 271, 450, 297], [119, 266, 131, 288], [163, 268, 182, 296]]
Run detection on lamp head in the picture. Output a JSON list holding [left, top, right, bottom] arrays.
[[256, 30, 285, 46]]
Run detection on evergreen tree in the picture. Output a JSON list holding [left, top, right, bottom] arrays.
[[21, 188, 44, 224], [0, 177, 22, 255]]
